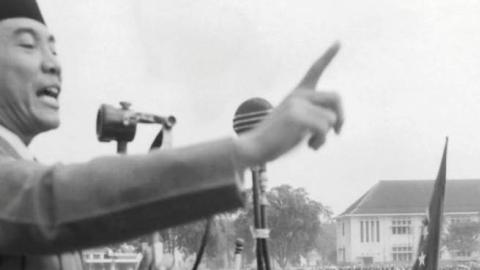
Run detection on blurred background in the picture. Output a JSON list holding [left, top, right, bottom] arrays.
[[35, 0, 480, 215]]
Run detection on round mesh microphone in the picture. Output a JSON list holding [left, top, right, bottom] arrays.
[[233, 98, 273, 270], [233, 98, 273, 135]]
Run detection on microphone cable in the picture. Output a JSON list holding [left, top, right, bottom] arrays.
[[149, 128, 212, 270], [191, 217, 212, 270]]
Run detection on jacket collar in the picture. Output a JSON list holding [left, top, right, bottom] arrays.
[[0, 125, 35, 160]]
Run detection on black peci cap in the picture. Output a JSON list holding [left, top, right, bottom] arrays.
[[0, 0, 45, 24]]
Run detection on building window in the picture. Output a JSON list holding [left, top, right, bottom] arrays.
[[392, 246, 413, 262], [360, 219, 380, 243], [338, 248, 346, 262], [342, 222, 345, 236], [392, 218, 411, 234], [360, 221, 364, 242], [366, 221, 369, 242], [376, 220, 380, 241], [371, 221, 375, 242]]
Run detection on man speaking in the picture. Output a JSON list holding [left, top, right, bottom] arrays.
[[0, 0, 344, 269]]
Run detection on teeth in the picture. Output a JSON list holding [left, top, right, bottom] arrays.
[[45, 87, 59, 96], [38, 86, 60, 98]]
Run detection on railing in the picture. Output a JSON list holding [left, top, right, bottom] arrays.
[[83, 251, 142, 270]]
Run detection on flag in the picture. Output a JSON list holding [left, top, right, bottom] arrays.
[[412, 138, 448, 270]]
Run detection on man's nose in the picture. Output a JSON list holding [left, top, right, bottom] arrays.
[[41, 53, 62, 79]]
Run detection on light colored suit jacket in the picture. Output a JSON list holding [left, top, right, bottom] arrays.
[[0, 132, 244, 270]]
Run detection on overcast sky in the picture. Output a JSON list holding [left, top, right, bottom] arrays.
[[33, 0, 480, 215]]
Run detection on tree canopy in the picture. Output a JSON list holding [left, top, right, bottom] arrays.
[[443, 219, 480, 257], [234, 184, 333, 269]]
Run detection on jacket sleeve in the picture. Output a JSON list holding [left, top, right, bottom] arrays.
[[0, 138, 245, 255]]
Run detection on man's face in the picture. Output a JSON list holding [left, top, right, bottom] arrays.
[[0, 18, 61, 138]]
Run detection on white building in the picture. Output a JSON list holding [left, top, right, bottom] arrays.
[[336, 180, 480, 265]]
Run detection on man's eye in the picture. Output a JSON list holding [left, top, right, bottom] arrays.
[[19, 44, 35, 49]]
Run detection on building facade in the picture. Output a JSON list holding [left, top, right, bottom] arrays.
[[336, 180, 480, 265]]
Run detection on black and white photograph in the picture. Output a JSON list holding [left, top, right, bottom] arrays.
[[0, 0, 480, 269]]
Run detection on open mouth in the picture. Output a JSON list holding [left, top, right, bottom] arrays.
[[37, 86, 60, 99]]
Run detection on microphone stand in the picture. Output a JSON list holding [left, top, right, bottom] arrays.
[[251, 165, 271, 270], [251, 166, 263, 270], [232, 97, 273, 270], [117, 141, 128, 154]]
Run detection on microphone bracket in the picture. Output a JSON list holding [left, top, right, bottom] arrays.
[[96, 101, 176, 153]]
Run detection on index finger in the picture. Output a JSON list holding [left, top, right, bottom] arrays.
[[296, 41, 341, 90]]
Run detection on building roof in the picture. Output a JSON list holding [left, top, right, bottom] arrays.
[[339, 180, 480, 217]]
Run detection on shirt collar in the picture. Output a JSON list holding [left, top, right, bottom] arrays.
[[0, 125, 35, 161]]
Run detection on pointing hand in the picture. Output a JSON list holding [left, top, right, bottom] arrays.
[[234, 42, 343, 168]]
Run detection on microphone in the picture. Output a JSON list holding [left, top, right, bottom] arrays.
[[96, 102, 176, 143], [232, 97, 273, 270], [233, 98, 273, 135]]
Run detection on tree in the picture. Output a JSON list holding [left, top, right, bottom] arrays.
[[234, 185, 332, 269], [156, 214, 236, 268], [443, 220, 480, 257], [102, 215, 237, 269], [315, 222, 337, 264], [161, 219, 208, 255]]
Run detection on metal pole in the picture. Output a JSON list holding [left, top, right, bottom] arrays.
[[117, 141, 127, 154], [251, 167, 265, 270], [258, 165, 271, 270]]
